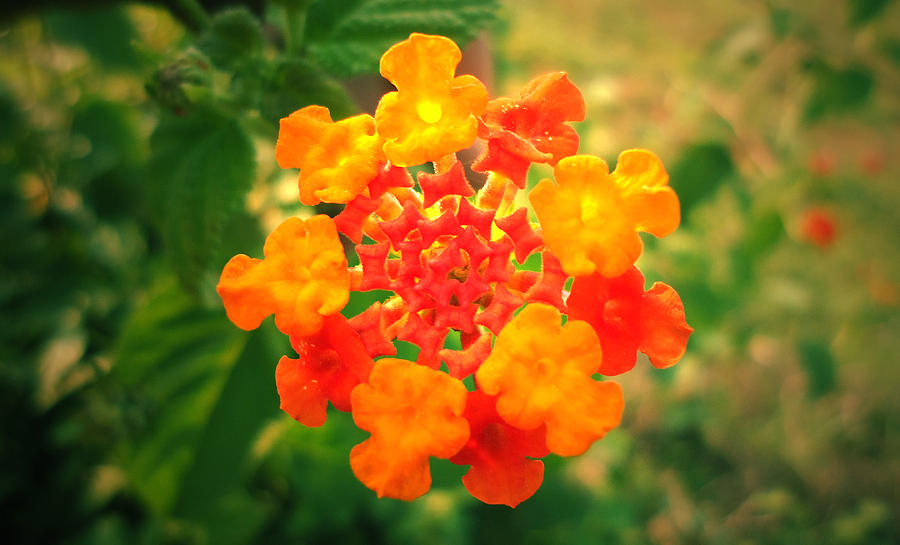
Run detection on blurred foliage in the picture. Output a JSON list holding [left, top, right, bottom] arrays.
[[0, 0, 898, 544], [302, 0, 499, 77]]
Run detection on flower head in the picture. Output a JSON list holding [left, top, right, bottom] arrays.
[[218, 34, 692, 508], [375, 33, 489, 166]]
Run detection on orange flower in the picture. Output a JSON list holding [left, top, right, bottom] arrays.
[[475, 304, 624, 457], [217, 215, 349, 338], [276, 105, 384, 205], [529, 150, 680, 277], [375, 33, 488, 166], [350, 358, 469, 500]]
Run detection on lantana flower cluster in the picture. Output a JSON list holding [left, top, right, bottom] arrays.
[[217, 33, 692, 507]]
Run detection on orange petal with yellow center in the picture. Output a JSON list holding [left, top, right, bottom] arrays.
[[475, 304, 624, 457], [217, 215, 349, 338], [530, 152, 678, 278], [276, 105, 383, 205], [375, 34, 488, 166]]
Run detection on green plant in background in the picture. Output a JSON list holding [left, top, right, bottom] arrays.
[[1, 0, 898, 544], [0, 2, 498, 543], [497, 0, 899, 543]]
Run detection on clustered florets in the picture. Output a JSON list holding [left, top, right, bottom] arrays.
[[217, 33, 692, 507]]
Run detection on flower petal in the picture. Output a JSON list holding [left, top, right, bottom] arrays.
[[567, 268, 644, 375], [475, 72, 584, 185], [613, 150, 679, 237], [531, 153, 676, 278], [475, 304, 623, 457], [639, 282, 693, 369], [276, 106, 383, 205], [568, 268, 692, 375], [350, 358, 469, 500], [375, 34, 488, 166], [450, 391, 549, 507], [217, 215, 349, 338]]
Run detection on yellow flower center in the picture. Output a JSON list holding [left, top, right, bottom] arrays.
[[416, 101, 443, 124], [580, 198, 600, 222]]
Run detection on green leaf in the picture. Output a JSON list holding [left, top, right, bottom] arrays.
[[305, 0, 500, 77], [198, 7, 265, 70], [669, 142, 735, 218], [148, 107, 255, 301], [260, 58, 359, 121], [43, 7, 141, 70], [173, 327, 283, 512], [116, 267, 285, 542], [743, 209, 784, 259], [804, 63, 874, 123], [847, 0, 892, 27], [113, 273, 249, 514], [172, 325, 285, 544], [0, 83, 23, 146], [798, 340, 836, 398], [69, 98, 144, 181]]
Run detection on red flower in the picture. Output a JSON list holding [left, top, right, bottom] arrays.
[[567, 267, 692, 376], [801, 207, 838, 249], [276, 314, 373, 426], [450, 390, 549, 507], [474, 72, 585, 187]]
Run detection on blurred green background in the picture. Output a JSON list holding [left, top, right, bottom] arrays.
[[1, 1, 898, 543]]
